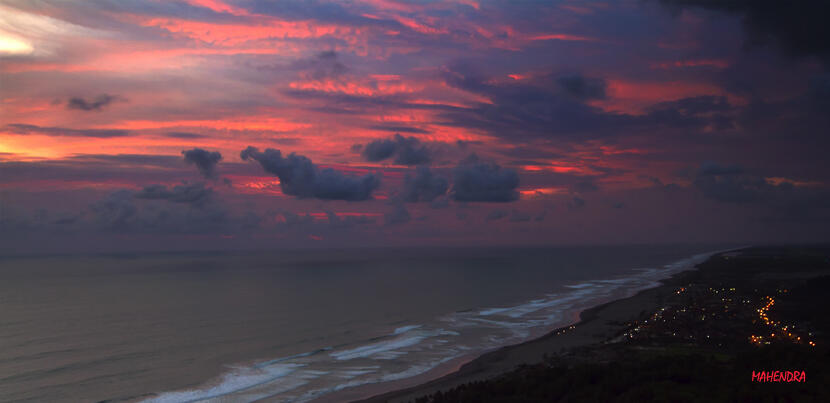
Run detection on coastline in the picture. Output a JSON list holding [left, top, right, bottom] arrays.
[[114, 247, 722, 403], [330, 249, 737, 403]]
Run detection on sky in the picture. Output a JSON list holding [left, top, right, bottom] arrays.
[[1, 0, 829, 254]]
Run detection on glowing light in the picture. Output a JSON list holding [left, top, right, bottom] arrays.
[[0, 33, 33, 54]]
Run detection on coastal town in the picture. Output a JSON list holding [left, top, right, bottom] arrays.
[[410, 247, 830, 402], [621, 284, 818, 349]]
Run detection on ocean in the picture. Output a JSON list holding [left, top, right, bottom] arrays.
[[0, 245, 726, 402]]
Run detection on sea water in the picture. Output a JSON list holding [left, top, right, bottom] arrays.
[[0, 245, 728, 402]]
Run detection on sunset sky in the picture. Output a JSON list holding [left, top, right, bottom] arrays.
[[1, 0, 829, 253]]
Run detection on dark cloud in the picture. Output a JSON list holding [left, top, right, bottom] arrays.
[[659, 0, 830, 64], [572, 180, 599, 193], [693, 162, 802, 204], [134, 183, 214, 207], [88, 187, 229, 233], [165, 132, 207, 139], [369, 125, 431, 134], [437, 66, 627, 141], [451, 155, 519, 202], [456, 210, 469, 221], [455, 140, 483, 148], [182, 148, 222, 179], [808, 73, 830, 105], [294, 50, 347, 80], [4, 123, 129, 138], [360, 134, 432, 165], [429, 196, 450, 209], [437, 64, 736, 142], [486, 209, 508, 221], [326, 211, 376, 229], [67, 154, 180, 165], [692, 162, 781, 203], [642, 175, 681, 192], [241, 0, 388, 27], [384, 204, 411, 225], [698, 161, 744, 177], [509, 210, 532, 222], [278, 210, 315, 227], [241, 146, 380, 201], [401, 167, 449, 202], [569, 196, 586, 209], [67, 94, 116, 111], [692, 162, 830, 223], [90, 190, 138, 230], [0, 154, 194, 186], [557, 74, 607, 100], [361, 138, 396, 161], [645, 96, 735, 130]]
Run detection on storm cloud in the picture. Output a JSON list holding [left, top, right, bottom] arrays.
[[360, 134, 432, 165], [451, 155, 519, 202], [400, 167, 449, 203], [241, 146, 380, 201], [182, 148, 222, 179]]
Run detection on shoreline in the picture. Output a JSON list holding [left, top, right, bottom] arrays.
[[328, 249, 737, 403], [112, 247, 724, 403]]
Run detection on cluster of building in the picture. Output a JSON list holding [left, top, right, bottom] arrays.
[[620, 284, 816, 349]]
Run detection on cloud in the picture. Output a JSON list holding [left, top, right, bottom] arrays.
[[646, 96, 734, 130], [697, 161, 744, 176], [692, 162, 782, 204], [134, 182, 214, 207], [326, 211, 376, 229], [369, 125, 431, 134], [430, 196, 450, 209], [88, 187, 229, 233], [437, 65, 736, 142], [557, 74, 607, 100], [278, 210, 315, 227], [182, 148, 222, 179], [90, 190, 137, 230], [384, 203, 411, 225], [294, 50, 348, 80], [165, 131, 208, 139], [691, 162, 830, 223], [451, 155, 519, 202], [66, 94, 116, 111], [437, 66, 627, 141], [401, 166, 448, 202], [569, 196, 586, 209], [361, 138, 396, 161], [692, 162, 807, 204], [509, 209, 532, 222], [3, 123, 129, 138], [486, 209, 508, 221], [659, 0, 830, 64], [241, 146, 380, 201], [360, 134, 432, 165], [572, 180, 599, 193]]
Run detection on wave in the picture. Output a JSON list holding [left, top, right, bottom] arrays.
[[142, 250, 721, 403]]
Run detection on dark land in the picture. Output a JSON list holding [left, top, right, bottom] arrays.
[[357, 246, 830, 402]]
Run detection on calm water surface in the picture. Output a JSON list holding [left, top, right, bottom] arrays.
[[0, 245, 728, 402]]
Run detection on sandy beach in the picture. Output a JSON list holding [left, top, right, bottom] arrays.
[[346, 246, 830, 402], [334, 254, 716, 403]]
